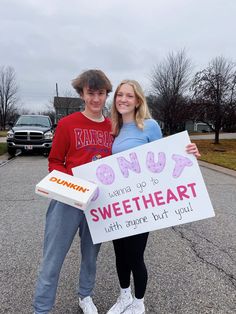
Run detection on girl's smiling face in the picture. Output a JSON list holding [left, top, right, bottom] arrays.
[[115, 83, 138, 121]]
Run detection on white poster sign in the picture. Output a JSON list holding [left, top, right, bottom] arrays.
[[72, 131, 215, 244]]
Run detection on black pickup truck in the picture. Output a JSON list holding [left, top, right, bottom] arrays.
[[7, 115, 55, 156]]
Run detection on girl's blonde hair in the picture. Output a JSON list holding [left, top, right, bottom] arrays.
[[111, 80, 152, 136]]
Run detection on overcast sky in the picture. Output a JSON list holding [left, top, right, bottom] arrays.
[[1, 0, 235, 112]]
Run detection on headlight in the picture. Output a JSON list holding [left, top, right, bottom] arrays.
[[7, 130, 14, 139], [44, 131, 53, 140]]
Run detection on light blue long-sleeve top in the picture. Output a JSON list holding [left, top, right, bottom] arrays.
[[112, 119, 162, 154]]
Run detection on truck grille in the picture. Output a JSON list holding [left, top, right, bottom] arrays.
[[14, 131, 44, 141]]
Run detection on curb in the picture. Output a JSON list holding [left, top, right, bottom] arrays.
[[0, 153, 15, 167], [0, 153, 9, 160], [198, 160, 236, 178]]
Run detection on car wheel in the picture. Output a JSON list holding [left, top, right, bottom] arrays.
[[8, 147, 16, 156], [43, 148, 51, 157]]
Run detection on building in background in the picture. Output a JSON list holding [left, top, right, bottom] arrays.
[[185, 120, 213, 133], [53, 96, 109, 122], [53, 97, 84, 122]]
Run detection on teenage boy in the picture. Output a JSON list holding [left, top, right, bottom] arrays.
[[33, 69, 113, 314]]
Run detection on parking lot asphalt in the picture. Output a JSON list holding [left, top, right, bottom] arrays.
[[0, 154, 236, 314]]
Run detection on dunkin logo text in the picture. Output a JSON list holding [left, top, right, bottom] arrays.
[[49, 177, 90, 193]]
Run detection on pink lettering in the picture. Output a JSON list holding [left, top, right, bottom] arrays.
[[166, 188, 178, 203], [132, 196, 141, 210], [176, 185, 189, 200], [172, 154, 193, 178], [187, 182, 197, 197], [117, 153, 141, 178], [154, 191, 165, 205], [74, 129, 113, 148], [142, 194, 155, 209], [122, 199, 133, 214], [96, 164, 115, 185], [90, 209, 99, 222], [146, 152, 166, 173], [74, 128, 83, 148], [88, 182, 198, 221], [112, 202, 123, 217], [98, 205, 112, 219], [83, 129, 90, 145], [97, 130, 104, 145], [89, 130, 97, 145], [103, 131, 109, 147]]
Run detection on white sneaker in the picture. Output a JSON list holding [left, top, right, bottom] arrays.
[[122, 300, 145, 314], [79, 296, 98, 314], [107, 293, 133, 314]]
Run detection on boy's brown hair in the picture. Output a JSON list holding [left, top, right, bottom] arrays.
[[72, 69, 112, 96]]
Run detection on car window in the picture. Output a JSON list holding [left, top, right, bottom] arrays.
[[15, 116, 51, 127]]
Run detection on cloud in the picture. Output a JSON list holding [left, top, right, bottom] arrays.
[[0, 0, 236, 111]]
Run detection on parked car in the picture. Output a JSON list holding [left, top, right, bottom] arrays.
[[6, 115, 55, 156]]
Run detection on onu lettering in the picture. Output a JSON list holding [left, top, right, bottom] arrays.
[[95, 151, 193, 185]]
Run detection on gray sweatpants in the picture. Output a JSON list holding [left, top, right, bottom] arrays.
[[33, 200, 101, 314]]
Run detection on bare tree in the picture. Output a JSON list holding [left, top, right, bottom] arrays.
[[191, 56, 236, 143], [150, 49, 192, 134], [0, 66, 19, 129]]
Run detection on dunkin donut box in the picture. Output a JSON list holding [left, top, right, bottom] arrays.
[[35, 170, 98, 210]]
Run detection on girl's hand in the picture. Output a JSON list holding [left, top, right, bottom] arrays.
[[186, 143, 201, 158]]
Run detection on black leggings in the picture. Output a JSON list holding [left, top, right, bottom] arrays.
[[112, 232, 149, 299]]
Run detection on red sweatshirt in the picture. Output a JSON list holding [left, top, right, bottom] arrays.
[[48, 112, 113, 175]]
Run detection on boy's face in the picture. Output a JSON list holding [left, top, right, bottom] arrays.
[[81, 86, 107, 114]]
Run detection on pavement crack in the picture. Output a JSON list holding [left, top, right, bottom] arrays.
[[186, 226, 236, 261], [172, 226, 236, 288]]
